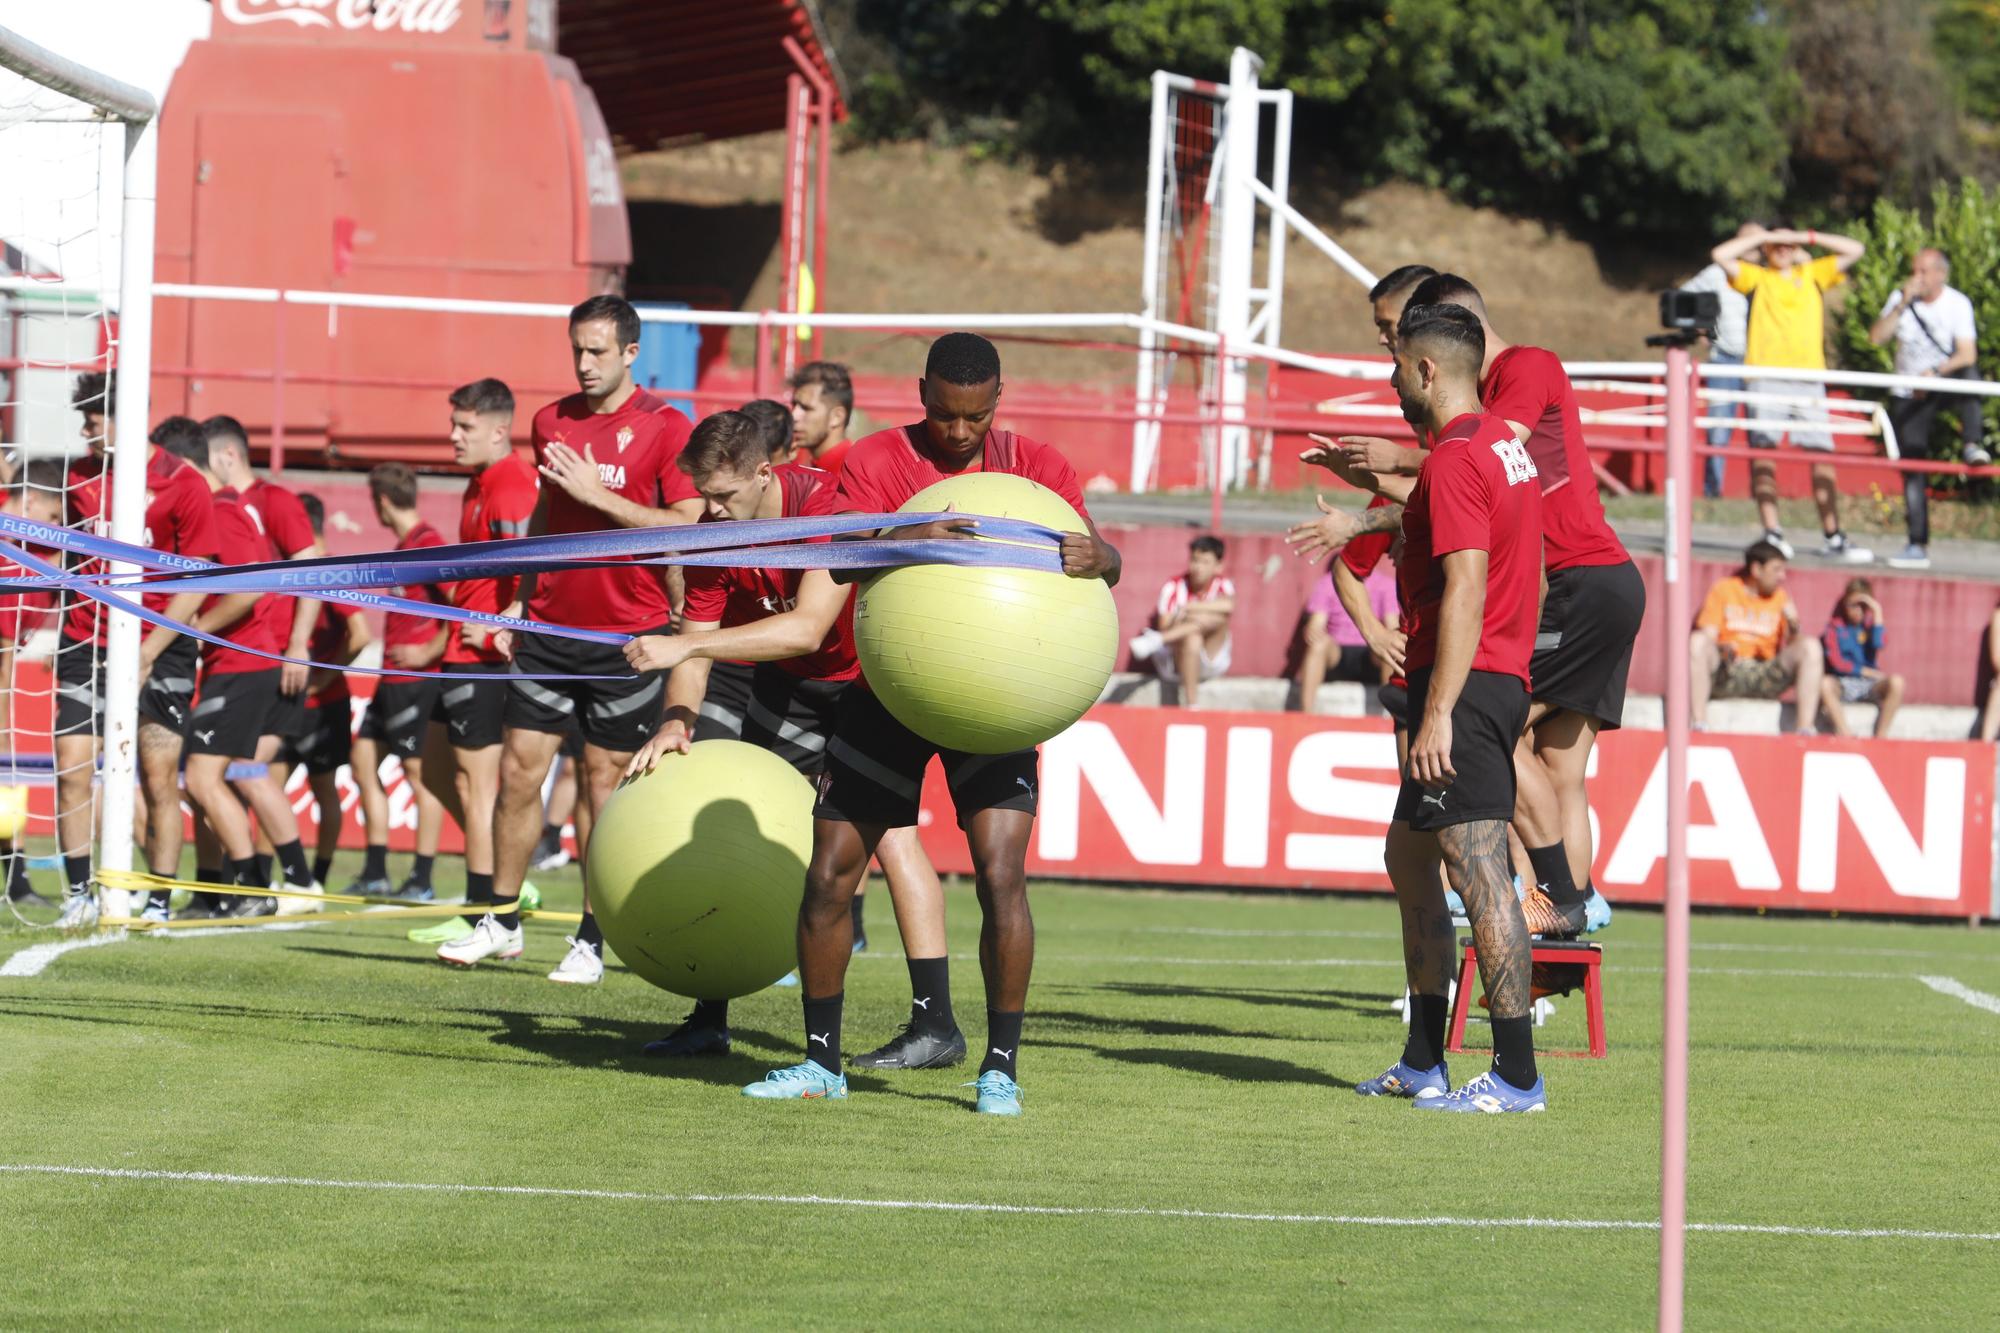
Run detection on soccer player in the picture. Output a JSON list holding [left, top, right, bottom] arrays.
[[279, 494, 372, 889], [438, 295, 704, 981], [737, 332, 1120, 1114], [1, 458, 66, 908], [51, 391, 218, 928], [411, 378, 539, 946], [738, 398, 796, 464], [349, 463, 450, 899], [1349, 301, 1547, 1112], [789, 360, 856, 472], [621, 410, 959, 1063]]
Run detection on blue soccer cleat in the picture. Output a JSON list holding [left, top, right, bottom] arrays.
[[741, 1061, 847, 1100], [1415, 1068, 1546, 1113], [969, 1070, 1023, 1116], [1355, 1058, 1449, 1099], [1583, 888, 1612, 934]]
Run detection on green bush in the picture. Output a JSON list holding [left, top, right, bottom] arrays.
[[1833, 177, 2000, 470]]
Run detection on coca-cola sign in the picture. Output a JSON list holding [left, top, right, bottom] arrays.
[[218, 0, 465, 35]]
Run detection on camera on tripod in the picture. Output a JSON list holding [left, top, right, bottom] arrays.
[[1658, 288, 1720, 336]]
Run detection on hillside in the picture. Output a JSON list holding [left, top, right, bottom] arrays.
[[622, 134, 1694, 384]]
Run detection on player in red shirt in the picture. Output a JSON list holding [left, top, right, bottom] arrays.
[[1, 458, 66, 908], [789, 360, 855, 473], [405, 379, 541, 947], [1342, 303, 1548, 1112], [619, 411, 955, 1060], [346, 464, 450, 903], [439, 296, 704, 979], [51, 394, 220, 927], [735, 333, 1121, 1112]]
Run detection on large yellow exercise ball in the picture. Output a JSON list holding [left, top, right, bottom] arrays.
[[0, 785, 26, 841], [585, 740, 813, 1001], [855, 472, 1118, 754]]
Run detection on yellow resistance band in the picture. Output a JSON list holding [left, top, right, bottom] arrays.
[[94, 869, 582, 927]]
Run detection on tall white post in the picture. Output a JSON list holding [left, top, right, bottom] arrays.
[[1131, 71, 1169, 491], [97, 113, 159, 919], [1213, 47, 1262, 488]]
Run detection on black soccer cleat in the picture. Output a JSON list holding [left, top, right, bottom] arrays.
[[642, 1021, 731, 1058], [1520, 886, 1588, 940], [223, 893, 276, 919], [854, 1023, 968, 1070]]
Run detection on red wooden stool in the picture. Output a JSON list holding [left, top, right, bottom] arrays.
[[1446, 938, 1606, 1059]]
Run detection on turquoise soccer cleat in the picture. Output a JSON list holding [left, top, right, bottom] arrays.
[[1583, 887, 1612, 934], [742, 1060, 847, 1100], [969, 1069, 1023, 1116]]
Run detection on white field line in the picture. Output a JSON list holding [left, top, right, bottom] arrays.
[[943, 953, 1925, 982], [1121, 926, 1990, 965], [0, 922, 318, 978], [1917, 976, 2000, 1015], [1, 1163, 1994, 1243]]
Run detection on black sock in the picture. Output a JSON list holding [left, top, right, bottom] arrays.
[[691, 998, 729, 1030], [62, 854, 91, 899], [312, 855, 334, 886], [273, 840, 311, 886], [1526, 843, 1584, 909], [494, 901, 521, 931], [576, 911, 602, 950], [905, 956, 956, 1035], [850, 892, 866, 940], [253, 853, 273, 885], [411, 853, 435, 887], [1490, 1016, 1538, 1091], [147, 890, 171, 913], [980, 1009, 1024, 1078], [1402, 992, 1449, 1071], [6, 853, 29, 899], [228, 857, 262, 889], [464, 871, 494, 926], [196, 864, 227, 910], [803, 992, 844, 1074], [362, 844, 388, 881], [541, 822, 561, 849]]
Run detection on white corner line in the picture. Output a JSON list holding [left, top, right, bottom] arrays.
[[0, 922, 318, 978], [1917, 975, 2000, 1016]]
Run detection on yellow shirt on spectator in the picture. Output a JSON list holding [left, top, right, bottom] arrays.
[[1696, 576, 1795, 661], [1731, 255, 1843, 370]]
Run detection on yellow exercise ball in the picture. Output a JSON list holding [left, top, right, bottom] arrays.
[[855, 472, 1118, 754], [585, 740, 813, 1001], [0, 784, 26, 841]]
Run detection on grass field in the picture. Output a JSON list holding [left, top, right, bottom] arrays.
[[3, 859, 1998, 1328]]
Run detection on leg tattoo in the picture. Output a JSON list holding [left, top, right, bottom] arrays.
[[1436, 818, 1532, 1021]]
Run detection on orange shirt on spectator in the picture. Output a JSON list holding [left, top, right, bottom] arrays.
[[1697, 576, 1796, 661]]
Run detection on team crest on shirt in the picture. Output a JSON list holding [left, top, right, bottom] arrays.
[[615, 427, 634, 454]]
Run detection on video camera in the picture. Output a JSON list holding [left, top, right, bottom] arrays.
[[1658, 288, 1720, 336]]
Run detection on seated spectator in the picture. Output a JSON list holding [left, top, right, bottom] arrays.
[[1980, 607, 2000, 744], [1130, 535, 1234, 708], [1818, 578, 1904, 738], [1296, 555, 1397, 712], [1690, 540, 1825, 733], [738, 398, 796, 464]]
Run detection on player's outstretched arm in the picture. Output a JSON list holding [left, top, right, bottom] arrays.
[[625, 632, 717, 776], [623, 571, 848, 674], [193, 592, 261, 638], [1409, 548, 1487, 790], [1333, 560, 1405, 674]]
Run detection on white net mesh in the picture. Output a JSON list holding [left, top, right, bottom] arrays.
[[1139, 84, 1226, 491]]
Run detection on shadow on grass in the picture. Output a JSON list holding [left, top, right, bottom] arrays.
[[1064, 980, 1401, 1018], [1037, 1037, 1357, 1090]]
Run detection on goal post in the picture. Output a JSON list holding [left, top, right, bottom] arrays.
[[0, 23, 158, 919]]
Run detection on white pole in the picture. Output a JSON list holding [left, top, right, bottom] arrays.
[[97, 113, 158, 918], [1259, 89, 1293, 348], [1131, 71, 1169, 491], [1214, 47, 1261, 488]]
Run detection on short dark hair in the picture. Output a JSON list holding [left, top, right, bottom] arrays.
[[570, 294, 641, 349], [298, 492, 325, 535], [1407, 272, 1486, 315], [17, 457, 68, 500], [1369, 264, 1438, 304], [1190, 534, 1226, 560], [201, 414, 251, 460], [368, 461, 419, 510], [737, 399, 795, 459], [449, 377, 515, 418], [152, 415, 210, 465], [925, 332, 1002, 387], [1742, 539, 1787, 571], [1395, 303, 1486, 373], [678, 410, 769, 483], [790, 360, 854, 417], [72, 370, 113, 414]]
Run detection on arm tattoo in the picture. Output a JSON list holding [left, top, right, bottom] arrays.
[[1358, 503, 1405, 535], [1435, 818, 1532, 1019]]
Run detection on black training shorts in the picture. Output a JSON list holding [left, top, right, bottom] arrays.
[[262, 684, 311, 741], [691, 660, 756, 742], [693, 663, 849, 778], [55, 632, 200, 740], [189, 669, 282, 759], [435, 662, 509, 750], [505, 626, 666, 754], [1393, 666, 1529, 831], [1530, 560, 1645, 730], [357, 679, 441, 759], [815, 685, 1037, 830], [282, 699, 354, 776]]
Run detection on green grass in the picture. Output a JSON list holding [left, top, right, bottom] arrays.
[[3, 859, 1998, 1328]]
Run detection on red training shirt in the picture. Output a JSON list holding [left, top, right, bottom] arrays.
[[62, 447, 220, 646], [682, 464, 859, 682], [834, 424, 1091, 521], [381, 521, 448, 684], [1480, 345, 1627, 572], [305, 604, 362, 706], [202, 487, 289, 675], [1398, 412, 1543, 686], [241, 475, 317, 651], [446, 449, 540, 665], [528, 389, 697, 634], [813, 438, 853, 475]]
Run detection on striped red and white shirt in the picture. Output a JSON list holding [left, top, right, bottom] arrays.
[[1155, 574, 1234, 621]]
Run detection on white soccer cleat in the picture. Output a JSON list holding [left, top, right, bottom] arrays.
[[547, 936, 604, 985], [275, 882, 326, 916], [55, 892, 99, 932], [437, 913, 524, 967]]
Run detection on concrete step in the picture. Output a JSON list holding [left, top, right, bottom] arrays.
[[1100, 673, 1983, 741]]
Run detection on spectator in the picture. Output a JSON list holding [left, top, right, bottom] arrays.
[[1129, 535, 1234, 707], [1296, 554, 1397, 712], [1710, 221, 1870, 563], [789, 360, 855, 472], [1681, 223, 1756, 499], [1866, 247, 1989, 571], [737, 398, 795, 464], [1817, 577, 1903, 738], [1690, 539, 1826, 733], [1980, 607, 2000, 744]]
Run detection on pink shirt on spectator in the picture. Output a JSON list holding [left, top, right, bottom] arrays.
[[1305, 563, 1398, 648]]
